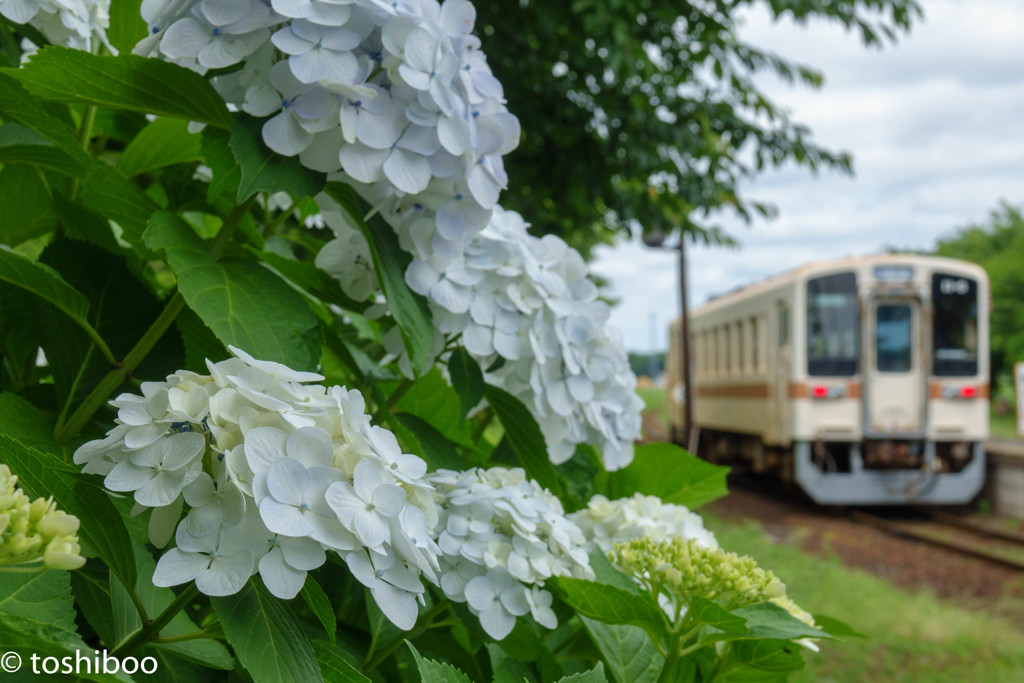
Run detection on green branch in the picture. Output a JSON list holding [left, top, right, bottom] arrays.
[[112, 584, 199, 658]]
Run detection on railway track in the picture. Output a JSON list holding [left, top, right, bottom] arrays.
[[849, 509, 1024, 571]]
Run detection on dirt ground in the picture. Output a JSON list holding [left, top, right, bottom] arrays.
[[709, 483, 1024, 610]]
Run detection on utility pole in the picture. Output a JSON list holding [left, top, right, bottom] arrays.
[[642, 233, 693, 451]]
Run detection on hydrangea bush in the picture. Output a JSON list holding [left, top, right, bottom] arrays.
[[0, 0, 849, 680]]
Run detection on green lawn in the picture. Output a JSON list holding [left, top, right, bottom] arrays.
[[637, 386, 669, 433], [706, 515, 1024, 682], [991, 412, 1022, 441]]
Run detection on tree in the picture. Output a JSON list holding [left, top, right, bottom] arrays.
[[480, 0, 921, 256], [935, 202, 1024, 383]]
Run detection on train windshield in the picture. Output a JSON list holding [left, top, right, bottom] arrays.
[[807, 273, 858, 376], [932, 273, 979, 376]]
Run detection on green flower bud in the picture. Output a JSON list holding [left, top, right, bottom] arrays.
[[0, 465, 84, 571]]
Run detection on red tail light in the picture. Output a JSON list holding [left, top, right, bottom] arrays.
[[959, 385, 977, 399], [812, 385, 828, 399]]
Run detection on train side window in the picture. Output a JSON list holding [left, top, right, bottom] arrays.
[[737, 321, 745, 373], [751, 316, 759, 371], [778, 305, 790, 346], [723, 325, 731, 373]]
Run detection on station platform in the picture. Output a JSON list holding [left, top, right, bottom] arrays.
[[984, 439, 1024, 518]]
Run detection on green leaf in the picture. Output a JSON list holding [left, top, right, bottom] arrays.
[[549, 578, 665, 638], [691, 597, 747, 634], [395, 413, 466, 470], [556, 662, 608, 682], [483, 384, 564, 498], [587, 551, 637, 593], [36, 239, 182, 413], [9, 46, 233, 128], [175, 306, 228, 373], [811, 613, 865, 639], [580, 618, 664, 683], [0, 392, 61, 456], [0, 165, 55, 245], [212, 579, 322, 683], [107, 0, 147, 55], [407, 642, 473, 683], [448, 348, 484, 423], [200, 126, 241, 202], [145, 211, 321, 371], [0, 570, 77, 632], [396, 368, 474, 444], [607, 442, 728, 509], [229, 115, 326, 202], [247, 246, 367, 313], [0, 246, 95, 341], [79, 162, 161, 248], [731, 602, 827, 641], [723, 640, 805, 674], [310, 641, 370, 683], [0, 123, 83, 176], [0, 611, 125, 682], [0, 434, 136, 592], [71, 560, 119, 646], [118, 117, 202, 177], [110, 545, 233, 670], [301, 576, 337, 645], [324, 182, 435, 376]]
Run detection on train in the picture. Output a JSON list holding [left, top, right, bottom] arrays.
[[667, 254, 989, 505]]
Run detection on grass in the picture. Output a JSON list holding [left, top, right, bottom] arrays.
[[991, 412, 1022, 441], [706, 514, 1024, 682], [637, 386, 669, 433]]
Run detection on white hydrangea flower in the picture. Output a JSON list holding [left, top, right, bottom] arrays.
[[75, 346, 441, 629], [568, 493, 719, 554], [1, 0, 109, 52], [428, 467, 593, 639]]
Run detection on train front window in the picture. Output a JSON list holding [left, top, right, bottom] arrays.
[[876, 304, 912, 372], [932, 273, 978, 376], [807, 273, 858, 376]]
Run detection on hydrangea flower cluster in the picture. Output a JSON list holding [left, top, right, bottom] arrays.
[[318, 200, 644, 471], [612, 537, 787, 616], [568, 493, 718, 553], [0, 464, 85, 571], [0, 0, 109, 51], [136, 0, 518, 258], [73, 347, 441, 630], [427, 466, 593, 639]]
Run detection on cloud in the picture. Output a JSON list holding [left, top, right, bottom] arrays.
[[593, 0, 1024, 350]]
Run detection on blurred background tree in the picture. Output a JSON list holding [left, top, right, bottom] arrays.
[[479, 0, 922, 257], [934, 202, 1024, 392]]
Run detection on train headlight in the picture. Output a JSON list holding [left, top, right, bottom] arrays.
[[940, 384, 978, 399], [811, 384, 847, 399]]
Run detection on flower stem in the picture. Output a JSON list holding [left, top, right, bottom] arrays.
[[54, 198, 254, 443], [112, 584, 199, 658], [363, 600, 450, 672], [371, 378, 413, 423]]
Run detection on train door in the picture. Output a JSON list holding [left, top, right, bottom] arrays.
[[769, 301, 792, 445], [865, 297, 924, 434]]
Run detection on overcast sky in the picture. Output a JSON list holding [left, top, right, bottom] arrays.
[[592, 0, 1024, 352]]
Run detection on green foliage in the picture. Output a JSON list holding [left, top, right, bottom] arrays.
[[8, 46, 233, 128], [479, 0, 920, 255], [483, 384, 565, 498], [145, 211, 321, 370], [608, 442, 728, 509], [408, 643, 473, 683], [228, 115, 326, 202], [325, 183, 436, 376], [212, 579, 322, 683], [934, 202, 1024, 376], [0, 24, 844, 683]]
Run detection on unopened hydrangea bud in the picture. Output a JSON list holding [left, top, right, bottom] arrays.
[[0, 465, 84, 571]]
